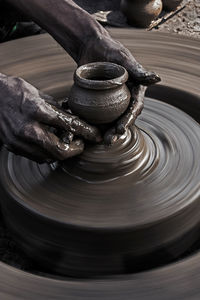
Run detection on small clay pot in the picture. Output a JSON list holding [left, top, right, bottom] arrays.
[[68, 62, 131, 125], [162, 0, 183, 11], [121, 0, 163, 28]]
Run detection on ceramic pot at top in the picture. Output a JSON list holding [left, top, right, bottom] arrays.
[[162, 0, 183, 11], [121, 0, 163, 28], [68, 62, 131, 125]]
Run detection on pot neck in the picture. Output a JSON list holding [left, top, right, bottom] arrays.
[[74, 62, 129, 90]]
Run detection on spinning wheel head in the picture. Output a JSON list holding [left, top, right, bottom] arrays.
[[0, 29, 199, 299], [1, 97, 200, 277]]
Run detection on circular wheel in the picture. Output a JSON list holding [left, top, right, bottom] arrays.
[[0, 29, 199, 299]]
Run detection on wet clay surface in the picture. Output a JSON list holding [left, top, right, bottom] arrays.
[[0, 29, 199, 297], [1, 97, 200, 277], [68, 62, 130, 124]]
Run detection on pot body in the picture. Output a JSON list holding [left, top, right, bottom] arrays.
[[69, 84, 130, 125], [68, 62, 131, 125], [162, 0, 183, 11], [121, 0, 163, 28]]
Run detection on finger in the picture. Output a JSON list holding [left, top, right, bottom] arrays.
[[116, 85, 147, 134], [117, 85, 146, 133], [64, 115, 102, 143], [35, 101, 102, 143], [60, 131, 74, 144], [22, 123, 84, 160], [116, 112, 134, 135], [55, 139, 84, 159], [104, 127, 118, 145], [132, 85, 147, 97], [125, 59, 161, 86]]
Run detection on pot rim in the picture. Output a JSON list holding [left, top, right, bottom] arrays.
[[74, 62, 129, 90]]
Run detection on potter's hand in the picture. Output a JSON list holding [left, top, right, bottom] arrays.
[[78, 35, 160, 86], [5, 0, 161, 84], [78, 34, 159, 144], [5, 0, 161, 83], [0, 74, 101, 162], [104, 86, 147, 145]]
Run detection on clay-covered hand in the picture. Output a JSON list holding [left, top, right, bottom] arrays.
[[104, 85, 147, 144], [0, 73, 101, 162], [79, 35, 159, 144], [78, 34, 160, 86]]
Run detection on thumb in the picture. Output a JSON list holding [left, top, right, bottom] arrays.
[[127, 61, 161, 86]]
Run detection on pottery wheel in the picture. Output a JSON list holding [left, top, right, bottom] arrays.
[[0, 29, 199, 298]]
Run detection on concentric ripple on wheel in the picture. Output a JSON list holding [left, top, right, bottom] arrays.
[[0, 29, 199, 299], [0, 98, 200, 277]]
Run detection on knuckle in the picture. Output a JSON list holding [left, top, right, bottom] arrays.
[[70, 117, 81, 132], [120, 47, 130, 59], [10, 76, 22, 84], [22, 123, 38, 142], [12, 76, 27, 91], [34, 100, 43, 114], [27, 98, 44, 118]]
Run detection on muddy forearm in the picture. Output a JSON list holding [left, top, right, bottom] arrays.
[[5, 0, 110, 62]]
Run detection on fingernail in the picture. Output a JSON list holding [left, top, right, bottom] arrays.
[[57, 142, 70, 151], [137, 71, 161, 85], [111, 135, 118, 144], [152, 73, 161, 83]]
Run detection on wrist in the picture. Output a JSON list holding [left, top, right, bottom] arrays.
[[41, 1, 110, 62], [6, 0, 110, 62]]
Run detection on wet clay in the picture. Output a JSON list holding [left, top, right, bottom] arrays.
[[121, 0, 163, 28], [1, 97, 200, 277], [0, 29, 199, 298], [62, 125, 155, 182], [69, 62, 131, 124]]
